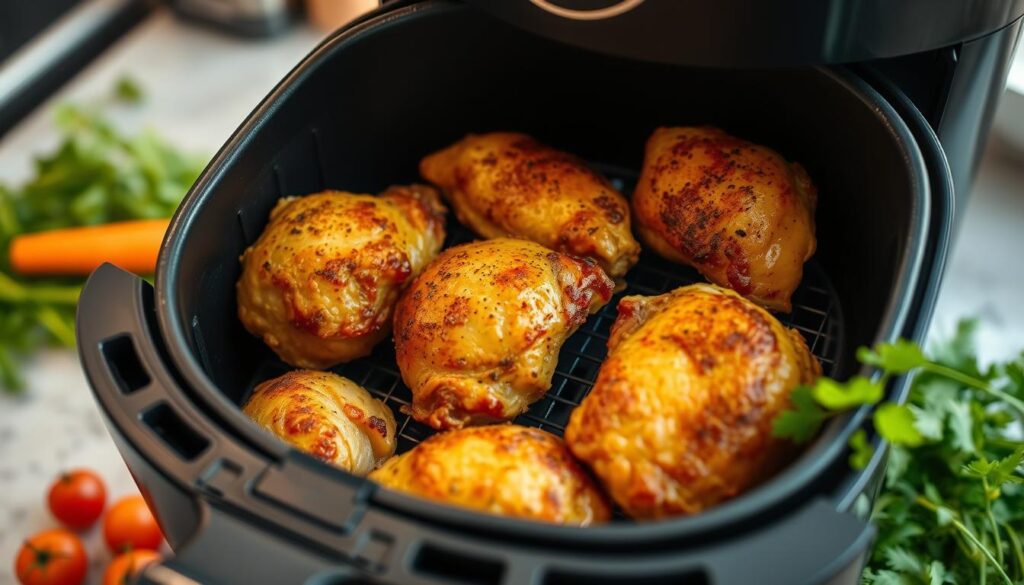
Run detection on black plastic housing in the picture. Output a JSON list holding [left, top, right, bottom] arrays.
[[465, 0, 1024, 67], [77, 2, 956, 583]]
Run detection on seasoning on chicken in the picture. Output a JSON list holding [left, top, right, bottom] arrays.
[[243, 370, 397, 476], [420, 132, 640, 279], [565, 283, 821, 519], [237, 185, 446, 369], [393, 238, 614, 430], [370, 425, 611, 525], [632, 127, 817, 312]]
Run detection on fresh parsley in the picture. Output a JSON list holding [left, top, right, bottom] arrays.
[[775, 320, 1024, 584]]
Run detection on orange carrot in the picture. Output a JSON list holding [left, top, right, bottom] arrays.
[[9, 219, 170, 276]]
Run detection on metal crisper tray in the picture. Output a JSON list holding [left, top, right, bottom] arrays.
[[247, 169, 844, 456]]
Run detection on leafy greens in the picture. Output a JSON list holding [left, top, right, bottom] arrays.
[[774, 321, 1024, 584], [0, 77, 206, 391]]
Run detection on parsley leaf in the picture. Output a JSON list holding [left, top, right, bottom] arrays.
[[772, 385, 827, 442], [849, 429, 874, 470], [858, 339, 928, 373], [884, 546, 924, 574], [850, 321, 1024, 584], [874, 403, 925, 447], [813, 375, 884, 410]]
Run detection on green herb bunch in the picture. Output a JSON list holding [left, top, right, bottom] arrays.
[[0, 78, 206, 391], [774, 320, 1024, 584]]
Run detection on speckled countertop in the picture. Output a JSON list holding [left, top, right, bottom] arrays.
[[0, 10, 1023, 585]]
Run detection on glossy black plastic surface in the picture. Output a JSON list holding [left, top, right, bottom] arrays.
[[465, 0, 1024, 67], [76, 1, 956, 583], [162, 0, 934, 534]]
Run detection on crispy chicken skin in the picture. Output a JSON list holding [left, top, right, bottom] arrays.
[[237, 186, 446, 369], [242, 370, 397, 475], [394, 238, 614, 431], [420, 132, 641, 279], [369, 425, 611, 525], [565, 284, 821, 519], [632, 127, 817, 312]]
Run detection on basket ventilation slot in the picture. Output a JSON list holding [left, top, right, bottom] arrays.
[[101, 335, 150, 395], [142, 402, 210, 461], [543, 570, 709, 585], [412, 543, 504, 585]]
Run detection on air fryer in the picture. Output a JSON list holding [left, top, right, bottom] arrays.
[[76, 1, 1023, 584]]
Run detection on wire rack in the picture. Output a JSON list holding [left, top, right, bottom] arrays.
[[249, 172, 844, 455]]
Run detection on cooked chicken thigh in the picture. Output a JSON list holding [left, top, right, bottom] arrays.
[[565, 284, 821, 519], [632, 127, 817, 312], [237, 186, 446, 369], [243, 370, 397, 475], [369, 425, 611, 525], [420, 132, 640, 279], [394, 238, 614, 430]]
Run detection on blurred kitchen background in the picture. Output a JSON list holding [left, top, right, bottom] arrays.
[[0, 1, 1021, 584]]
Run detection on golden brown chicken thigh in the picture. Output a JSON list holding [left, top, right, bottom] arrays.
[[632, 127, 817, 312], [237, 186, 446, 369], [243, 370, 397, 475], [420, 132, 640, 279], [393, 238, 614, 430], [369, 425, 611, 525], [565, 284, 820, 519]]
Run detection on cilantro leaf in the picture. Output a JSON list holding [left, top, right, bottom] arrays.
[[849, 429, 874, 470], [965, 448, 1024, 486], [772, 386, 826, 443], [926, 560, 946, 585], [862, 569, 908, 585], [813, 375, 884, 410], [884, 546, 924, 574], [963, 458, 998, 479], [855, 324, 1024, 584], [858, 339, 928, 374], [909, 404, 942, 440], [874, 403, 925, 447], [994, 447, 1024, 482], [946, 400, 976, 454]]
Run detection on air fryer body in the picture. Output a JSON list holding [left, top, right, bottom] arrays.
[[75, 1, 1020, 584]]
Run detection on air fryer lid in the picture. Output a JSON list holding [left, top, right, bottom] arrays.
[[76, 2, 952, 584], [465, 0, 1024, 66]]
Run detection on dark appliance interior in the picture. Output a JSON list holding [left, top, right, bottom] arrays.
[[75, 1, 1021, 584]]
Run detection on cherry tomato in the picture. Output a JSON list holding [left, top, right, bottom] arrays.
[[47, 469, 106, 529], [103, 496, 163, 553], [14, 528, 87, 585], [102, 550, 161, 585]]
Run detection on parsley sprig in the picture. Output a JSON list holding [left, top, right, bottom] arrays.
[[774, 320, 1024, 584]]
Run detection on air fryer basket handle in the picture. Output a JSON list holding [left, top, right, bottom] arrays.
[[77, 264, 375, 584]]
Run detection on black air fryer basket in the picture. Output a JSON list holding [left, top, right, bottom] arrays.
[[77, 1, 963, 584]]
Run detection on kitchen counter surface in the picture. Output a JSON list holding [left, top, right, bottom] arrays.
[[1, 10, 1023, 584], [0, 11, 322, 584]]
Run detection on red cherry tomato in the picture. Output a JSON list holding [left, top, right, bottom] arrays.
[[47, 469, 106, 530], [102, 550, 161, 585], [14, 529, 88, 585], [103, 496, 164, 553]]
